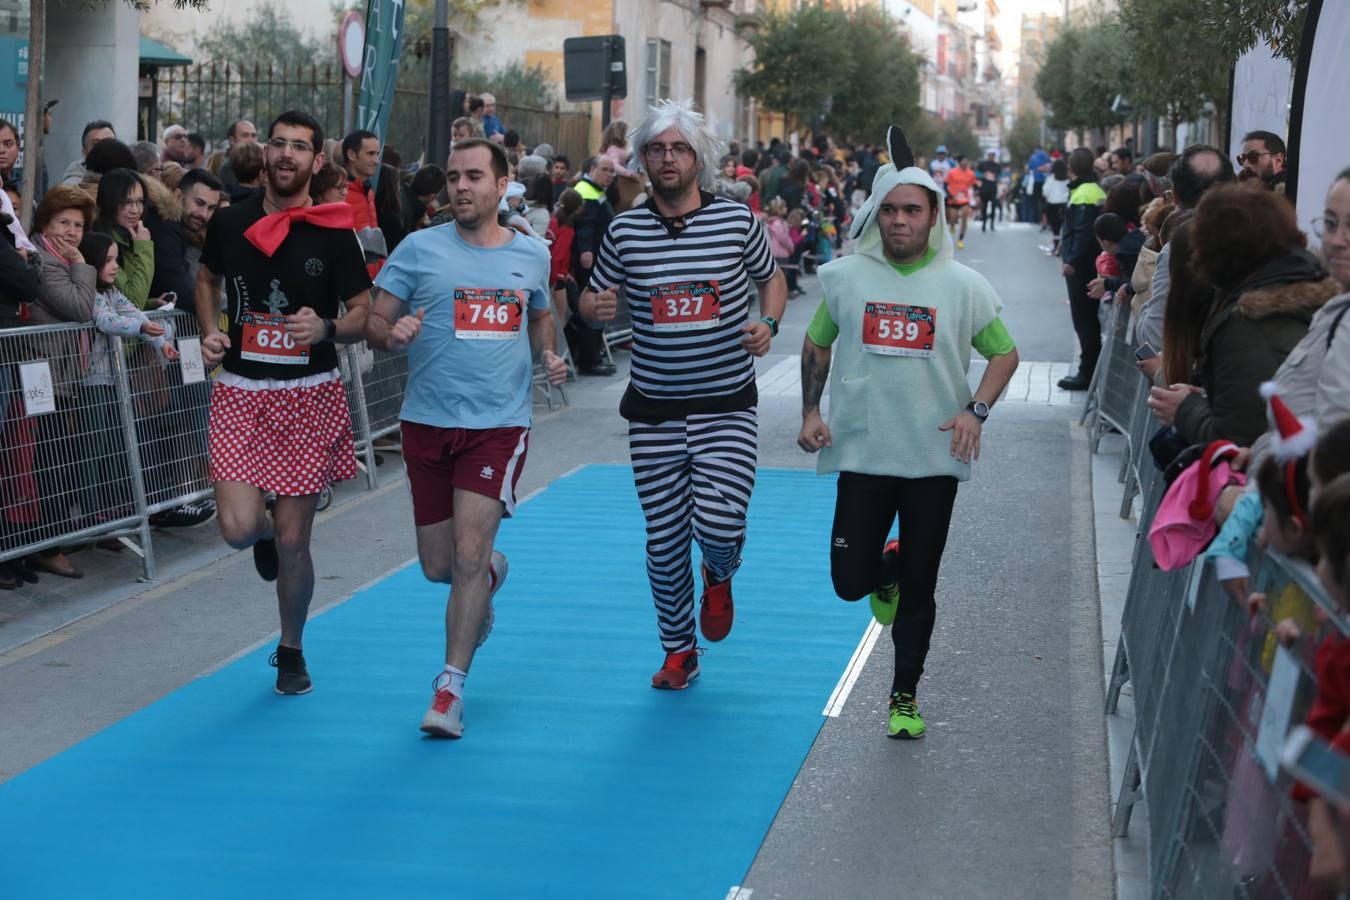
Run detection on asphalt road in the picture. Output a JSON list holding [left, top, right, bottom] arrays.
[[0, 220, 1112, 898]]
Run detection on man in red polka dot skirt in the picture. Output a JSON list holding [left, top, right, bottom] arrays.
[[195, 110, 373, 695]]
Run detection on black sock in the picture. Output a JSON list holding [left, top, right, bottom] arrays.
[[276, 644, 304, 665]]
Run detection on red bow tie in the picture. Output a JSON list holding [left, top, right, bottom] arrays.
[[243, 202, 355, 257]]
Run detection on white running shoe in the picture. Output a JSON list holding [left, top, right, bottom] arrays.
[[420, 672, 465, 739], [476, 550, 509, 648]]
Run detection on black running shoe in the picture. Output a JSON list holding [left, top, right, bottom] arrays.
[[253, 537, 279, 582], [269, 647, 312, 695], [149, 500, 217, 529]]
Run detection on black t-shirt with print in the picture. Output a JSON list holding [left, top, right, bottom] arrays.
[[200, 194, 372, 380]]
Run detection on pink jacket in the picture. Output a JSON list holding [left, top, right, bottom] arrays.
[[765, 216, 793, 259]]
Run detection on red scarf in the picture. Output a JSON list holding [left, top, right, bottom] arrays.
[[243, 202, 354, 257]]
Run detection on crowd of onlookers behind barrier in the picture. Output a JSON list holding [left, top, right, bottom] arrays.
[[1046, 129, 1350, 891]]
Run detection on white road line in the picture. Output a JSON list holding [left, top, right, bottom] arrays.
[[823, 619, 884, 717], [724, 887, 754, 900]]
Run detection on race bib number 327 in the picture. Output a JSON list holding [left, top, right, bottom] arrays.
[[862, 303, 937, 357], [651, 281, 720, 332], [455, 288, 524, 341], [240, 311, 309, 365]]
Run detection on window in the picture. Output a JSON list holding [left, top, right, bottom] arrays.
[[645, 38, 671, 107]]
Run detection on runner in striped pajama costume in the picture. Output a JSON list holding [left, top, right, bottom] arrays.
[[582, 99, 787, 690]]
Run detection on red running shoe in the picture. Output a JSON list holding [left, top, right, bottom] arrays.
[[651, 647, 702, 690], [699, 564, 735, 641]]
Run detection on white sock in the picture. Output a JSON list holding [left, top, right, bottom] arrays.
[[443, 664, 467, 697]]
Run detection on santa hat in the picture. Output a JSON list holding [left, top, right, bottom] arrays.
[[1260, 382, 1317, 461]]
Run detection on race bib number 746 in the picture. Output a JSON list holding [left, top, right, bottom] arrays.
[[455, 288, 524, 341], [862, 303, 937, 357]]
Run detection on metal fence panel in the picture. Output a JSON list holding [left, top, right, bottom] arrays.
[[1, 321, 150, 568]]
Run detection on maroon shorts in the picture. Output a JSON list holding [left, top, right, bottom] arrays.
[[400, 422, 530, 526]]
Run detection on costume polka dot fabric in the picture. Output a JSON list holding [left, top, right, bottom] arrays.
[[208, 380, 357, 495]]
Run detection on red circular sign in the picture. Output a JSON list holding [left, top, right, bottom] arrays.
[[339, 12, 365, 80]]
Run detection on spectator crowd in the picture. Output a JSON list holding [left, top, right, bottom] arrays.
[[1023, 122, 1350, 890]]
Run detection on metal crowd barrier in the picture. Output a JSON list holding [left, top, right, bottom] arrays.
[[1092, 381, 1346, 898], [2, 308, 558, 581]]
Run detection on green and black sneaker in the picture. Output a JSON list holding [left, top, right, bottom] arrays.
[[869, 538, 901, 625], [887, 691, 925, 739]]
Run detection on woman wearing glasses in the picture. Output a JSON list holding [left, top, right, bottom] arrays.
[[93, 168, 155, 310], [1310, 167, 1350, 423]]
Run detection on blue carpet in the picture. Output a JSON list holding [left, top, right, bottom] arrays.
[[0, 465, 868, 899]]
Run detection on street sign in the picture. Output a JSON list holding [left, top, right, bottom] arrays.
[[563, 35, 626, 102], [339, 11, 365, 80]]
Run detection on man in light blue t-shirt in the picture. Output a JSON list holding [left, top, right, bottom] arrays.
[[366, 138, 566, 740]]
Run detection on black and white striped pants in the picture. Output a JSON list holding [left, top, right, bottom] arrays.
[[629, 409, 759, 652]]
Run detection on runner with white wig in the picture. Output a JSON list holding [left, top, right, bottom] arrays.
[[581, 99, 787, 689], [624, 98, 724, 193]]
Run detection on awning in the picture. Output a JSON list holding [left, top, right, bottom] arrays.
[[139, 35, 192, 68]]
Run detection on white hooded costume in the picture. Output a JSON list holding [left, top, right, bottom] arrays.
[[813, 127, 1010, 482]]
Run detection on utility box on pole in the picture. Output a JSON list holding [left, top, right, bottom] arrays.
[[563, 35, 626, 128]]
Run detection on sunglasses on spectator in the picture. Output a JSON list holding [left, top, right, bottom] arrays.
[[266, 138, 315, 154], [1235, 150, 1272, 166], [1312, 216, 1350, 239], [643, 143, 695, 162]]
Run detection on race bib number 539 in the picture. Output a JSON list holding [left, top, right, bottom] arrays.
[[862, 303, 937, 357], [240, 311, 309, 365], [455, 288, 524, 341]]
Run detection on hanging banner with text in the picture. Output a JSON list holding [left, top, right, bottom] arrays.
[[356, 0, 406, 186]]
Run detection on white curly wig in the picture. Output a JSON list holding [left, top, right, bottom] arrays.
[[627, 98, 723, 192]]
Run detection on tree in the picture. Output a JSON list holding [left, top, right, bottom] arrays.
[[939, 115, 982, 160], [735, 5, 850, 127], [195, 6, 327, 71], [454, 60, 553, 109], [825, 7, 923, 143], [1120, 0, 1231, 148], [1035, 27, 1080, 132], [1069, 20, 1130, 134], [1006, 108, 1045, 169]]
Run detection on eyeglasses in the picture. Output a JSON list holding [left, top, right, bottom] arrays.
[[1235, 150, 1271, 166], [1312, 216, 1350, 239], [643, 142, 695, 162], [266, 138, 314, 154], [119, 198, 145, 209]]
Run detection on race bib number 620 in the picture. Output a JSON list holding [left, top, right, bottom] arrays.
[[240, 311, 309, 365], [862, 303, 937, 357]]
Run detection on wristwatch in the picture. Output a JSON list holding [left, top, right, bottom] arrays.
[[323, 318, 337, 342], [965, 400, 990, 423], [760, 315, 779, 337]]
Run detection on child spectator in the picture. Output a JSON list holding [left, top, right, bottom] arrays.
[[1090, 212, 1126, 301], [764, 198, 798, 296], [77, 231, 178, 525]]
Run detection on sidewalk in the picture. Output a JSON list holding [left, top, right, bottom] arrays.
[[1091, 428, 1152, 900]]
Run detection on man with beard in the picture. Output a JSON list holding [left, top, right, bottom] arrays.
[[150, 168, 224, 306], [195, 110, 373, 696], [1238, 130, 1288, 193], [799, 126, 1020, 739], [365, 138, 566, 738], [580, 99, 787, 690]]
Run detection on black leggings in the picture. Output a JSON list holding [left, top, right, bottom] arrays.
[[830, 471, 959, 695]]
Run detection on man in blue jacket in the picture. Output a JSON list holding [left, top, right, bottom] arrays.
[[1056, 148, 1105, 391]]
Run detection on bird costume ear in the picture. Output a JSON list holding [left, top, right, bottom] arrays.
[[886, 124, 915, 171]]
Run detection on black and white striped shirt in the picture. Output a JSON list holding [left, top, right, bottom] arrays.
[[590, 193, 778, 421]]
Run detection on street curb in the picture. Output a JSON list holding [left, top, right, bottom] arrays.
[[1089, 428, 1151, 900]]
